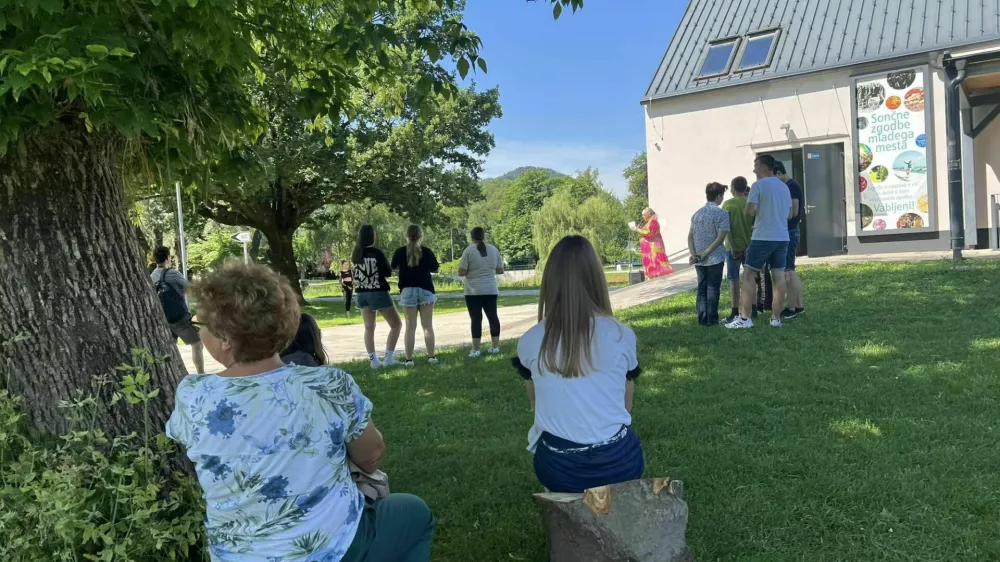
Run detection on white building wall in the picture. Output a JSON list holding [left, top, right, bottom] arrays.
[[643, 63, 959, 255]]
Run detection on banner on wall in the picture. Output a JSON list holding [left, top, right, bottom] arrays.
[[851, 66, 935, 234]]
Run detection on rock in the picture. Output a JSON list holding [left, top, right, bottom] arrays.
[[534, 478, 693, 562]]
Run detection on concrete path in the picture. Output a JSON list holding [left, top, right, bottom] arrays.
[[308, 289, 543, 304], [179, 270, 698, 372], [178, 249, 999, 372]]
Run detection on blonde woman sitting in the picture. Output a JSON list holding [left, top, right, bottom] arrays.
[[512, 235, 644, 493]]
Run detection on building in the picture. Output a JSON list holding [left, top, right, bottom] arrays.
[[643, 0, 1000, 258]]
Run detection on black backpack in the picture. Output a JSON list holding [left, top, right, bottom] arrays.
[[155, 268, 190, 323]]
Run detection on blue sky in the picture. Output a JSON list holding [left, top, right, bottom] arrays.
[[460, 1, 686, 197]]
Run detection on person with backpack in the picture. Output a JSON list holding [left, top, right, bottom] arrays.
[[150, 246, 205, 373]]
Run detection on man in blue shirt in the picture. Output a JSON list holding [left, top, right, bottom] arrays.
[[726, 154, 793, 329], [774, 162, 804, 319]]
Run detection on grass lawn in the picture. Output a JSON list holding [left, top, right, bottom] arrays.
[[339, 260, 1000, 561], [304, 295, 540, 328]]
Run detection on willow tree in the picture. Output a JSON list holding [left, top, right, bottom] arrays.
[[0, 0, 520, 436]]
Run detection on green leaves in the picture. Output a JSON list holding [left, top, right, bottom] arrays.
[[457, 56, 470, 79], [84, 44, 108, 56]]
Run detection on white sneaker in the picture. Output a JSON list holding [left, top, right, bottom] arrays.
[[369, 355, 382, 369], [427, 357, 439, 365], [469, 350, 481, 358], [725, 317, 754, 329], [403, 360, 415, 367], [382, 355, 398, 367], [488, 347, 501, 355], [770, 318, 783, 328]]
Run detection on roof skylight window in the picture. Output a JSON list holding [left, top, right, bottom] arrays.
[[737, 30, 780, 71], [697, 38, 740, 79]]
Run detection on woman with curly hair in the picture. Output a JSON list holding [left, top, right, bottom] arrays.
[[166, 262, 434, 562]]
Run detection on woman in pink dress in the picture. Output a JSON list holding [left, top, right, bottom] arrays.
[[631, 207, 674, 279]]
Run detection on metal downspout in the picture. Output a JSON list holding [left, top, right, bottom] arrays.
[[945, 54, 967, 260]]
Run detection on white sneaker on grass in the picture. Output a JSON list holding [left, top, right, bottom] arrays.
[[770, 318, 783, 328], [382, 355, 398, 367], [469, 350, 481, 359], [725, 317, 754, 330], [488, 347, 501, 355], [427, 357, 439, 365], [403, 360, 415, 368], [369, 355, 381, 369]]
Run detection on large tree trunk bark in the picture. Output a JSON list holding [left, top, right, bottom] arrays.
[[264, 227, 305, 303], [0, 126, 187, 436]]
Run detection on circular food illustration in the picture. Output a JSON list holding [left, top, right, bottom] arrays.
[[869, 165, 889, 183], [873, 218, 887, 230], [904, 88, 925, 111], [887, 70, 916, 90], [857, 117, 869, 130], [858, 143, 873, 171], [861, 204, 874, 228], [857, 82, 886, 113], [892, 150, 926, 182], [918, 195, 929, 213], [886, 95, 902, 110], [859, 176, 868, 192], [916, 134, 927, 148], [897, 213, 924, 228]]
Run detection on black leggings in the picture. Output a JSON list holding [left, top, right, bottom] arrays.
[[465, 295, 500, 339], [343, 286, 354, 312]]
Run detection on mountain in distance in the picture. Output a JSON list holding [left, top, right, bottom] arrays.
[[498, 166, 566, 181]]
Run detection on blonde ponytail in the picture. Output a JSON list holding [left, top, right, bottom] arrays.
[[405, 224, 423, 267]]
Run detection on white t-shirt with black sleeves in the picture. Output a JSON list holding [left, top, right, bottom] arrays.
[[515, 315, 640, 452]]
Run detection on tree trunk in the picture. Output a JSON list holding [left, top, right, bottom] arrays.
[[264, 227, 305, 303], [249, 229, 263, 263], [0, 126, 187, 436], [535, 479, 694, 562]]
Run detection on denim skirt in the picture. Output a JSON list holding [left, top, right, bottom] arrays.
[[533, 425, 644, 493]]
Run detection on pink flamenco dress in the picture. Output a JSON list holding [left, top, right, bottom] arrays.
[[638, 217, 674, 279]]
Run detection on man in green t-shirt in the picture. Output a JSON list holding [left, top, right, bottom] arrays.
[[721, 176, 754, 322]]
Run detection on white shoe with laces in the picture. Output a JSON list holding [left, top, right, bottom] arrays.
[[488, 347, 501, 355], [369, 355, 381, 369], [725, 317, 754, 330], [770, 318, 783, 328], [469, 350, 481, 359], [403, 360, 415, 367], [382, 355, 398, 367], [427, 357, 439, 365]]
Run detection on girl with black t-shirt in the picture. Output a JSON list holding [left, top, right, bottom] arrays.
[[390, 224, 440, 366], [351, 225, 402, 369]]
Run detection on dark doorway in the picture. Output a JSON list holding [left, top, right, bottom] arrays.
[[759, 145, 847, 257], [801, 143, 848, 257]]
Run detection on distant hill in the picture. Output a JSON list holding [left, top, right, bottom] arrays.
[[499, 167, 566, 181]]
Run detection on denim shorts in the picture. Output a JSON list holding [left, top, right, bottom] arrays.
[[726, 251, 745, 281], [356, 291, 395, 311], [786, 229, 800, 271], [744, 240, 789, 272], [400, 287, 437, 308]]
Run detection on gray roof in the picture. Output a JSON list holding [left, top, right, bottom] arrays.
[[644, 0, 1000, 102]]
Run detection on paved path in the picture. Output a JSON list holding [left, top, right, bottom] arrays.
[[179, 271, 697, 372], [178, 249, 999, 372], [308, 289, 543, 304]]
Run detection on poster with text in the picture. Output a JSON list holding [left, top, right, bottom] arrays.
[[854, 68, 932, 233]]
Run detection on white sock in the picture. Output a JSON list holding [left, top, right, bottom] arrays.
[[384, 350, 394, 360], [369, 353, 378, 361]]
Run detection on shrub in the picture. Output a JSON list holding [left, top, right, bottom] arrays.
[[0, 349, 207, 562], [437, 259, 461, 276]]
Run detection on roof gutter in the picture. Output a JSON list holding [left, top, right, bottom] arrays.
[[943, 50, 968, 260]]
